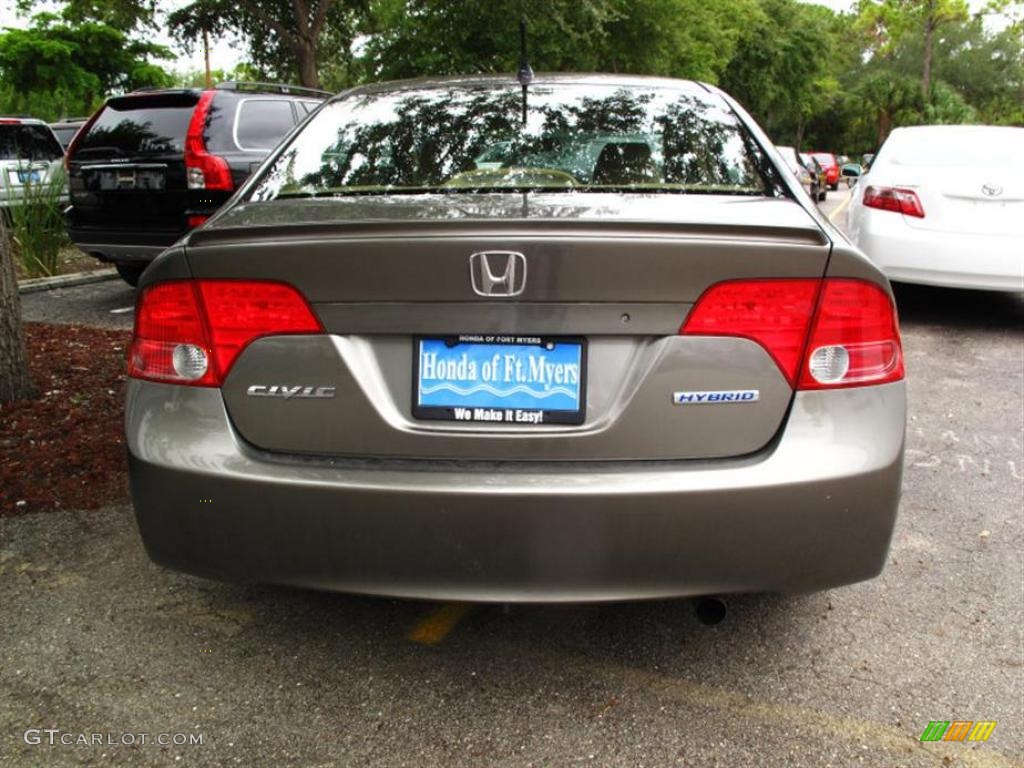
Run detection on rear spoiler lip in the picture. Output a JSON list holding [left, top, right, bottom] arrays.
[[183, 217, 831, 250]]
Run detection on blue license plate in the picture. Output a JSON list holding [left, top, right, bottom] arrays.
[[414, 335, 586, 425], [16, 169, 42, 183]]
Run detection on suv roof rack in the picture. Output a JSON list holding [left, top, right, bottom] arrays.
[[215, 81, 331, 98]]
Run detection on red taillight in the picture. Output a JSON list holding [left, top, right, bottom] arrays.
[[682, 278, 903, 390], [186, 214, 209, 228], [862, 186, 925, 218], [184, 91, 232, 191], [797, 279, 904, 389], [128, 280, 323, 387], [681, 279, 820, 386], [63, 109, 102, 172]]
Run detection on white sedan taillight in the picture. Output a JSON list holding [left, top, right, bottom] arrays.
[[863, 186, 925, 218]]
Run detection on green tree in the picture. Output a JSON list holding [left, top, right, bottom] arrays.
[[856, 0, 969, 100], [16, 0, 160, 32], [359, 0, 760, 84], [722, 0, 840, 150], [597, 0, 760, 82], [0, 16, 173, 120], [361, 0, 619, 81], [168, 0, 368, 89]]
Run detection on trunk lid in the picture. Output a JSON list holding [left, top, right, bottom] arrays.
[[190, 194, 831, 461], [896, 168, 1024, 236]]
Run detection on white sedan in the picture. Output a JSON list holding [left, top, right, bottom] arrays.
[[847, 125, 1023, 292]]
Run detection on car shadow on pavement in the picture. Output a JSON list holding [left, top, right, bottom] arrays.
[[193, 579, 827, 704], [892, 282, 1023, 331]]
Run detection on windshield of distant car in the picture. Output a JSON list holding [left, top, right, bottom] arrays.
[[883, 129, 1024, 169], [0, 124, 63, 161], [247, 83, 773, 200]]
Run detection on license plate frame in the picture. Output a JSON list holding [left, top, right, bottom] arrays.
[[413, 335, 587, 425], [13, 169, 42, 184]]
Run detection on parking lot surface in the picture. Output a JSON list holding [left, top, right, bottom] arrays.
[[19, 277, 135, 331], [3, 193, 1022, 766]]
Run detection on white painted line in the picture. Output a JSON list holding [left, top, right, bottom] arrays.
[[109, 306, 134, 314]]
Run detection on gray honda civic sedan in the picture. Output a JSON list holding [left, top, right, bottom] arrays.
[[126, 75, 905, 601]]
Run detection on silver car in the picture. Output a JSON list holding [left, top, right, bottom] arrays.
[[127, 76, 906, 602], [0, 118, 67, 211]]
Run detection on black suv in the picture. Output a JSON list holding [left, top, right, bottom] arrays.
[[65, 81, 327, 284]]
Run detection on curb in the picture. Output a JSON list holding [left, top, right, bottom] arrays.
[[18, 268, 119, 294]]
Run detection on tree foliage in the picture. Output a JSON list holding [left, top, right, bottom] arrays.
[[167, 0, 368, 88], [2, 0, 1020, 151], [0, 13, 173, 120]]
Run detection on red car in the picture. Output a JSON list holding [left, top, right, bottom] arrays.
[[810, 152, 840, 190]]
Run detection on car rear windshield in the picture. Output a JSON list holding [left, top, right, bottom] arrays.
[[248, 83, 772, 200], [885, 129, 1024, 169], [76, 93, 199, 158], [50, 125, 81, 147], [0, 124, 63, 161]]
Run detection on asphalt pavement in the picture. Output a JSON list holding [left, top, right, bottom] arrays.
[[19, 276, 135, 331], [2, 189, 1022, 766]]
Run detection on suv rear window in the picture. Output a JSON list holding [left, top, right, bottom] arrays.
[[77, 93, 199, 157], [235, 99, 296, 150], [0, 124, 63, 161], [248, 83, 771, 201]]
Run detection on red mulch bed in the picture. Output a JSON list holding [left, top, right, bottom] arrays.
[[1, 323, 130, 515]]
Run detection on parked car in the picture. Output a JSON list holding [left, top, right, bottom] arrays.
[[49, 117, 88, 149], [810, 152, 840, 190], [127, 74, 906, 602], [64, 81, 328, 285], [847, 125, 1023, 292], [776, 145, 825, 202], [0, 117, 67, 215], [802, 154, 829, 202]]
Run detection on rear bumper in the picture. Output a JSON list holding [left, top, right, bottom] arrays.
[[127, 382, 905, 602], [853, 210, 1024, 292], [66, 225, 183, 263]]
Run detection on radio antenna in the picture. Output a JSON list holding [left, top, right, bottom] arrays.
[[517, 17, 533, 126]]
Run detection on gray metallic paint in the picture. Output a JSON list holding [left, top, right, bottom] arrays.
[[127, 381, 905, 601], [127, 74, 906, 600], [221, 335, 793, 460]]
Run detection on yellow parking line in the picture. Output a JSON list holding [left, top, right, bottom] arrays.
[[408, 603, 472, 645], [829, 189, 853, 222]]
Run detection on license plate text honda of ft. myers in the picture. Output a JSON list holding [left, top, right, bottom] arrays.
[[126, 75, 906, 602]]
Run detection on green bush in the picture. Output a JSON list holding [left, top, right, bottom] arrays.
[[5, 171, 68, 278]]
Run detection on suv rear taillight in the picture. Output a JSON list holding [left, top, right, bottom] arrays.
[[862, 186, 925, 218], [63, 109, 102, 172], [682, 278, 903, 390], [184, 91, 232, 191], [128, 280, 323, 387]]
